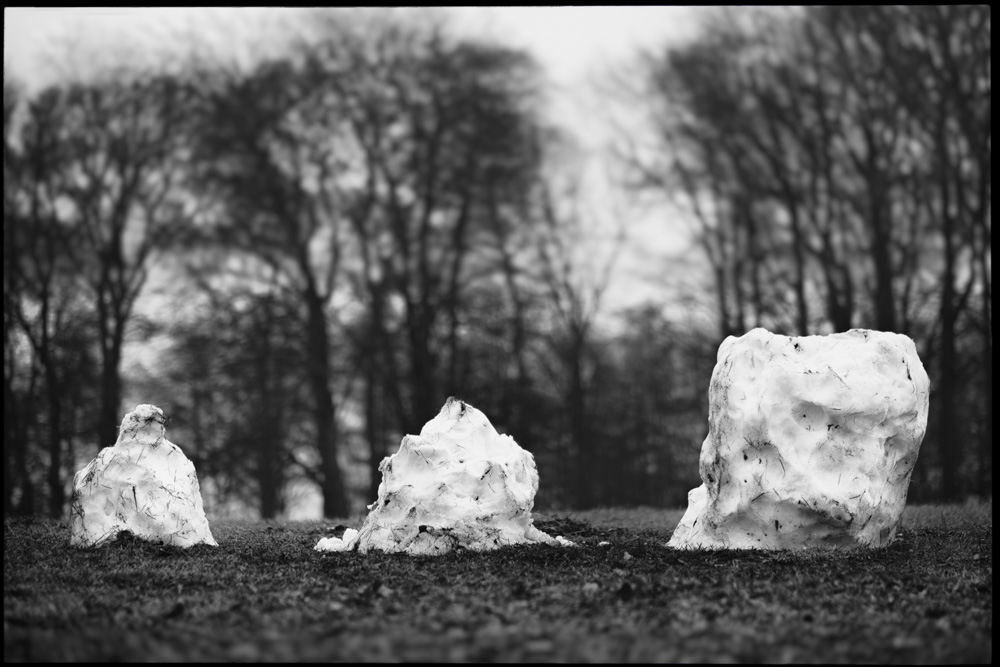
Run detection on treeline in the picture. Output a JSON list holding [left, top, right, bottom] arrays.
[[620, 6, 991, 502], [3, 7, 990, 519]]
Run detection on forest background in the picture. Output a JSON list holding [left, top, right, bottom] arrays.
[[3, 6, 991, 520]]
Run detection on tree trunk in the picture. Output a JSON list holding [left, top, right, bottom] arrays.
[[871, 218, 897, 333], [568, 332, 594, 509], [3, 403, 12, 517], [862, 133, 897, 334], [364, 347, 384, 502], [747, 208, 764, 328], [937, 276, 959, 501], [714, 264, 734, 339], [4, 371, 31, 516], [257, 424, 283, 520], [407, 303, 439, 429], [936, 140, 960, 501], [45, 365, 64, 518], [975, 194, 991, 498], [788, 205, 809, 336], [305, 289, 348, 518], [98, 360, 122, 449], [97, 303, 125, 450], [255, 320, 283, 520], [979, 325, 991, 497]]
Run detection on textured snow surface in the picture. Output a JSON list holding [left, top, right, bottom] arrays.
[[669, 328, 929, 550], [69, 404, 218, 548], [315, 528, 358, 552], [316, 397, 559, 555]]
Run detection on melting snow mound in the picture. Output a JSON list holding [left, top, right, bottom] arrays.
[[316, 397, 559, 555], [669, 328, 929, 550], [70, 404, 218, 548]]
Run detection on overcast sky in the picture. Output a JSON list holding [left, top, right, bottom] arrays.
[[4, 6, 709, 319], [5, 7, 702, 86]]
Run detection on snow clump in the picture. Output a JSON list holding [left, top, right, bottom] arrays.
[[669, 328, 929, 550], [315, 397, 567, 555], [70, 404, 218, 548]]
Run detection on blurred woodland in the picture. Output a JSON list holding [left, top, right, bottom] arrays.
[[4, 7, 991, 519]]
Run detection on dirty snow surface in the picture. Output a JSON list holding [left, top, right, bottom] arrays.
[[669, 328, 930, 550], [69, 404, 218, 548], [317, 397, 563, 555]]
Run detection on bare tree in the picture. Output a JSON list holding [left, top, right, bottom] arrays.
[[299, 10, 546, 433], [531, 141, 625, 508], [150, 286, 310, 519], [618, 6, 990, 500], [856, 5, 991, 499], [26, 72, 195, 453], [5, 84, 103, 517], [186, 52, 354, 518]]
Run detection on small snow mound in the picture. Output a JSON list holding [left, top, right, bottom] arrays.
[[70, 404, 217, 549], [315, 528, 359, 553]]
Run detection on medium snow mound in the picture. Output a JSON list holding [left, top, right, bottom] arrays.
[[69, 404, 218, 549], [317, 397, 558, 555], [669, 328, 929, 550]]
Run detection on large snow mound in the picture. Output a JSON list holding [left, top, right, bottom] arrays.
[[669, 328, 929, 550], [70, 404, 218, 548], [316, 397, 559, 555]]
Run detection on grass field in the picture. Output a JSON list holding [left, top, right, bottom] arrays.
[[4, 502, 992, 662]]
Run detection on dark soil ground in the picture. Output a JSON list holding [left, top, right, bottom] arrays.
[[4, 504, 992, 662]]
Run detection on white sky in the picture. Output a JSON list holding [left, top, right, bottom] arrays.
[[4, 6, 708, 318], [4, 7, 702, 87]]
